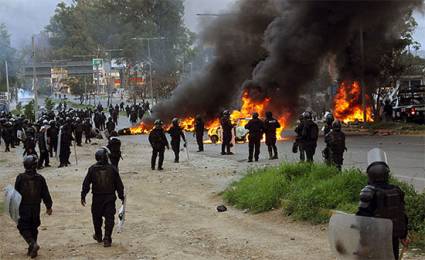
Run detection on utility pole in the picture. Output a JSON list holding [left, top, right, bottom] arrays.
[[359, 27, 366, 123], [5, 60, 10, 109], [32, 35, 38, 121], [132, 37, 165, 105]]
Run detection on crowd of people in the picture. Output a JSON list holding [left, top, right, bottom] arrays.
[[0, 103, 409, 259]]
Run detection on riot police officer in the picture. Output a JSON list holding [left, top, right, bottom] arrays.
[[322, 112, 334, 165], [294, 114, 305, 161], [47, 120, 59, 157], [15, 155, 53, 258], [81, 148, 125, 247], [194, 115, 205, 152], [245, 112, 265, 162], [106, 117, 115, 135], [220, 110, 234, 155], [2, 121, 13, 152], [264, 111, 281, 160], [73, 118, 84, 146], [37, 121, 51, 169], [301, 111, 319, 162], [148, 120, 169, 170], [356, 148, 409, 260], [58, 119, 73, 168], [167, 118, 186, 163], [324, 120, 346, 170], [107, 131, 122, 169], [83, 118, 93, 144]]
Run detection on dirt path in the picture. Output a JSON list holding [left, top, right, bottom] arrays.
[[0, 138, 419, 259]]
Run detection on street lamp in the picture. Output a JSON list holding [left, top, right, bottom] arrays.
[[132, 37, 166, 104]]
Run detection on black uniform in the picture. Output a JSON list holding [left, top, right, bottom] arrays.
[[322, 122, 333, 164], [220, 116, 233, 155], [74, 121, 84, 146], [264, 116, 281, 159], [81, 161, 125, 244], [83, 120, 93, 144], [324, 130, 346, 170], [148, 127, 169, 170], [294, 120, 305, 161], [168, 125, 186, 163], [301, 119, 319, 162], [194, 118, 205, 152], [24, 136, 37, 156], [107, 137, 122, 168], [106, 120, 115, 134], [59, 124, 73, 167], [245, 118, 265, 162], [37, 128, 50, 168], [357, 183, 408, 260], [2, 123, 13, 152], [47, 124, 59, 157], [15, 169, 53, 252]]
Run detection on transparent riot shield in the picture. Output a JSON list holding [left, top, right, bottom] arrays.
[[367, 148, 388, 168], [328, 212, 395, 260], [4, 184, 22, 224]]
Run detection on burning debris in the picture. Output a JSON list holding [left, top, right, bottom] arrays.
[[333, 81, 373, 124], [126, 90, 289, 143]]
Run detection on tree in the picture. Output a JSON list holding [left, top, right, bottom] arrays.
[[24, 100, 35, 122], [45, 97, 55, 113], [45, 0, 195, 98], [0, 23, 17, 92], [61, 76, 96, 96]]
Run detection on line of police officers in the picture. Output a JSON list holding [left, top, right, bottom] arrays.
[[3, 108, 409, 259]]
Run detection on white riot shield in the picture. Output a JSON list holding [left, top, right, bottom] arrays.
[[367, 148, 388, 168], [328, 212, 395, 260], [4, 185, 22, 223], [117, 194, 126, 233]]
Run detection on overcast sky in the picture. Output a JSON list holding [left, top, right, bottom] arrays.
[[0, 0, 424, 50]]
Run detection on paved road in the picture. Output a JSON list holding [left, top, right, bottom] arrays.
[[121, 125, 425, 191]]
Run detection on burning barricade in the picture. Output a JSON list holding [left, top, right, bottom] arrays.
[[333, 81, 374, 124], [119, 90, 289, 144]]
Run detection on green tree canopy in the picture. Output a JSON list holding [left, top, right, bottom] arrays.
[[46, 0, 195, 94], [0, 23, 17, 92]]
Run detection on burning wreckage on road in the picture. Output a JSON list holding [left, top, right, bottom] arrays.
[[121, 0, 420, 139]]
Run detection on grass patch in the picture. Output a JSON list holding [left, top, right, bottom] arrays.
[[223, 163, 425, 240]]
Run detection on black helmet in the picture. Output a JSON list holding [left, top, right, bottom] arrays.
[[110, 130, 118, 137], [23, 155, 38, 170], [154, 119, 163, 126], [325, 112, 334, 124], [223, 110, 230, 116], [95, 148, 109, 164], [302, 111, 312, 120], [332, 120, 342, 131], [252, 112, 259, 119], [367, 163, 390, 183], [172, 118, 179, 126], [367, 148, 390, 184], [196, 114, 202, 120], [265, 111, 272, 118]]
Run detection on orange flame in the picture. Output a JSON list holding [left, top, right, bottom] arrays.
[[333, 81, 373, 124], [130, 90, 289, 140]]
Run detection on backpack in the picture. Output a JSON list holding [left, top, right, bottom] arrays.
[[372, 185, 407, 238], [310, 124, 318, 141]]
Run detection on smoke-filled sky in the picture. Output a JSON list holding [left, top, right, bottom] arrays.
[[0, 0, 424, 50]]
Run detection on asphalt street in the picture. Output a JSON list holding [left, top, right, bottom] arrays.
[[118, 116, 425, 191]]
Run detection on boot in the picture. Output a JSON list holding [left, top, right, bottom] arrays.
[[268, 150, 273, 160], [103, 237, 112, 247], [93, 234, 102, 243], [29, 242, 39, 258]]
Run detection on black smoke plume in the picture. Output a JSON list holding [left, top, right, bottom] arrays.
[[151, 0, 423, 123]]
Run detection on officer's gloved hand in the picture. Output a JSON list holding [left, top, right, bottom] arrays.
[[166, 146, 170, 150], [183, 142, 187, 148], [46, 208, 53, 216], [81, 198, 86, 207], [344, 147, 348, 152]]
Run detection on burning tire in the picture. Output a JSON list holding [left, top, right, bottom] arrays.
[[210, 135, 219, 144]]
